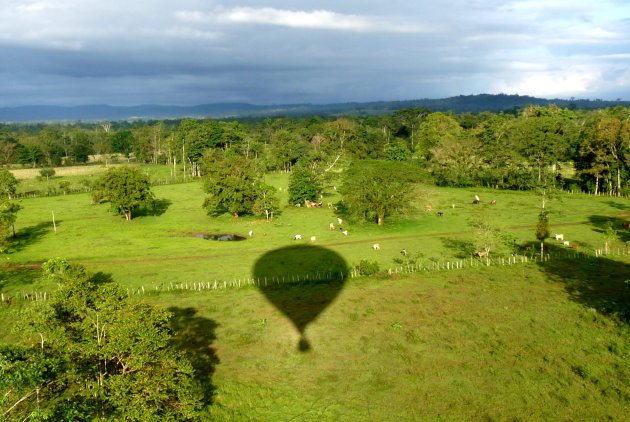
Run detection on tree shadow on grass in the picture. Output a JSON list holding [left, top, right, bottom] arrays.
[[134, 199, 172, 218], [441, 237, 474, 259], [0, 268, 43, 292], [605, 200, 630, 212], [587, 215, 630, 243], [11, 221, 53, 253], [538, 245, 630, 324], [253, 245, 348, 352], [168, 306, 219, 405]]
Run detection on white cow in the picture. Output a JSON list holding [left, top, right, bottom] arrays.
[[563, 240, 570, 246], [341, 230, 348, 236], [337, 217, 343, 225], [310, 236, 317, 242], [294, 234, 302, 240], [554, 234, 564, 241], [372, 243, 380, 250]]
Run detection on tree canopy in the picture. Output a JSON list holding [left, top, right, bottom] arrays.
[[92, 166, 154, 220], [0, 259, 204, 421], [202, 152, 276, 217], [340, 160, 422, 225]]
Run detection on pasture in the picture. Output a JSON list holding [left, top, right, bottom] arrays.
[[0, 171, 627, 294], [0, 169, 629, 420]]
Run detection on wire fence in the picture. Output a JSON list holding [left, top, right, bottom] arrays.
[[3, 246, 628, 304]]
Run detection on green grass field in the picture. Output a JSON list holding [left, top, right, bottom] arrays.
[[1, 168, 629, 420]]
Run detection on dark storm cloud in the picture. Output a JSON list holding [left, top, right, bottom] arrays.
[[0, 0, 628, 106]]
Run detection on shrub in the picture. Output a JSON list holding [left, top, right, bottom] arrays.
[[355, 260, 380, 276]]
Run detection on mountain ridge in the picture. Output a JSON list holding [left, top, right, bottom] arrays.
[[2, 94, 629, 123]]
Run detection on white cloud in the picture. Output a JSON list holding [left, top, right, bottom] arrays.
[[176, 7, 436, 33], [494, 69, 600, 97]]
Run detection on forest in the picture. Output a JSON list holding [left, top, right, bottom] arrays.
[[1, 104, 629, 196]]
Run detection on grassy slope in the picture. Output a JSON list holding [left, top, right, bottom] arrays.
[[141, 261, 629, 421], [1, 169, 629, 420], [1, 172, 628, 294]]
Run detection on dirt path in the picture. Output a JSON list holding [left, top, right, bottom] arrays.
[[4, 217, 627, 269]]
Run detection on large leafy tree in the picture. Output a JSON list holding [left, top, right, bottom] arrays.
[[0, 260, 204, 421], [92, 166, 154, 221], [0, 169, 18, 199], [340, 160, 421, 225], [578, 110, 630, 195], [202, 152, 275, 217], [287, 160, 322, 205]]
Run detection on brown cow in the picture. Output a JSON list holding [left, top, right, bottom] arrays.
[[424, 204, 432, 212]]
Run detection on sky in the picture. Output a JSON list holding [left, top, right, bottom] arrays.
[[1, 0, 629, 107]]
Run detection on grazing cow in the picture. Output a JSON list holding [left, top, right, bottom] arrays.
[[341, 230, 348, 236], [401, 249, 408, 257], [315, 202, 323, 208], [248, 230, 253, 237], [327, 202, 333, 208], [310, 236, 317, 242], [329, 223, 335, 230], [372, 243, 380, 250], [563, 240, 570, 246], [472, 200, 480, 205], [305, 200, 314, 208], [424, 204, 432, 212], [475, 251, 488, 258], [436, 212, 444, 217], [524, 245, 532, 251], [337, 217, 343, 225], [452, 203, 456, 209], [490, 200, 497, 205], [571, 244, 579, 249], [294, 234, 302, 240], [554, 234, 564, 241], [295, 203, 301, 207], [621, 222, 630, 229], [475, 194, 480, 202]]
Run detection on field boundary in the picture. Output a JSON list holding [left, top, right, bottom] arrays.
[[3, 247, 628, 303]]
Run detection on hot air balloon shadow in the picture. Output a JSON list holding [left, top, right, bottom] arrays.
[[253, 245, 348, 352]]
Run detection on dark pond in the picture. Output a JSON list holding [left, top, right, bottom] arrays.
[[195, 233, 246, 241]]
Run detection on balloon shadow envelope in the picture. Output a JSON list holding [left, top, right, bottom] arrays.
[[253, 245, 348, 352]]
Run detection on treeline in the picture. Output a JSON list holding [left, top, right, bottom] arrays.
[[0, 104, 628, 194]]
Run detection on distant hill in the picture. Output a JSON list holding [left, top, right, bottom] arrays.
[[1, 94, 629, 123]]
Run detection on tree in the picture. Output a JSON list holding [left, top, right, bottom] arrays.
[[340, 160, 420, 225], [0, 259, 204, 421], [0, 197, 20, 251], [0, 169, 18, 199], [202, 153, 273, 217], [252, 183, 280, 220], [287, 161, 321, 205], [535, 211, 550, 260], [383, 141, 412, 161], [92, 166, 154, 221], [39, 168, 56, 181], [110, 130, 135, 157], [417, 112, 463, 160]]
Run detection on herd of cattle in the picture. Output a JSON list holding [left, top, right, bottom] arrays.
[[288, 196, 629, 256]]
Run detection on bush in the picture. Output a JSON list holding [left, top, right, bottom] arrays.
[[355, 260, 380, 276]]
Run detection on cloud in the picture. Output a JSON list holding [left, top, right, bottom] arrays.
[[176, 7, 436, 33], [493, 69, 600, 97], [0, 1, 628, 106]]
